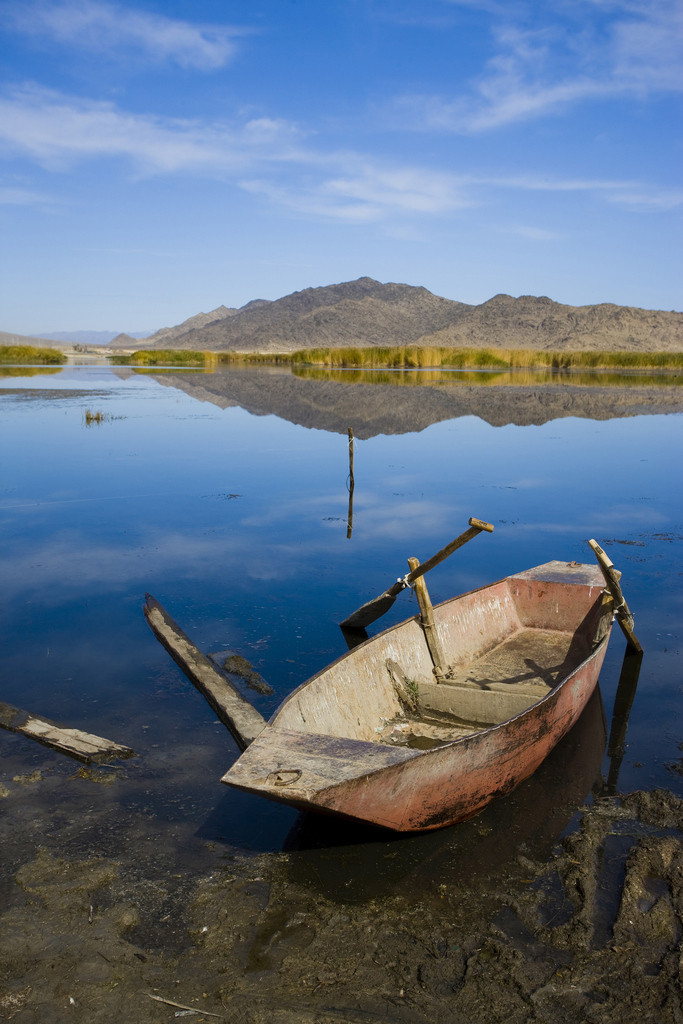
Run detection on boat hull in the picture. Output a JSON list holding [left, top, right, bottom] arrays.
[[318, 639, 607, 829], [222, 561, 612, 831]]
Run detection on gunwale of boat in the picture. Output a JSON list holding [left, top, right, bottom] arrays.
[[266, 562, 607, 740], [269, 573, 509, 727], [227, 633, 609, 788]]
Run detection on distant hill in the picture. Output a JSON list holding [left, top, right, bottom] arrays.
[[138, 278, 683, 353], [418, 293, 683, 351], [1, 329, 58, 347], [119, 305, 241, 348], [35, 330, 153, 345]]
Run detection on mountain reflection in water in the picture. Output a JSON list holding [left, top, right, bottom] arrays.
[[142, 365, 683, 435]]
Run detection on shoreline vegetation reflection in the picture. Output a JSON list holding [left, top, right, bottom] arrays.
[[107, 345, 683, 372]]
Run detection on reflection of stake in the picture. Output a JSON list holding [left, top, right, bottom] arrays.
[[606, 648, 643, 794], [588, 539, 642, 652], [347, 427, 354, 539]]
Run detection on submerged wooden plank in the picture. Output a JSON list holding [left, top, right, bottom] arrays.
[[144, 594, 266, 751], [0, 701, 135, 765]]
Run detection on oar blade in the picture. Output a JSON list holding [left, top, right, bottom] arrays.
[[340, 589, 399, 630]]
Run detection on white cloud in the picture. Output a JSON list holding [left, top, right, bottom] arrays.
[[390, 0, 683, 132], [605, 188, 683, 211], [5, 0, 242, 70], [0, 85, 301, 173], [0, 84, 678, 221], [503, 224, 563, 240], [241, 160, 478, 221], [0, 185, 53, 205]]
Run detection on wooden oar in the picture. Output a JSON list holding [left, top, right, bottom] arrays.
[[340, 517, 494, 630], [588, 539, 643, 653]]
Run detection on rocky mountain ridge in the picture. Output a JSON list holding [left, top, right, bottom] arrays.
[[116, 278, 683, 353]]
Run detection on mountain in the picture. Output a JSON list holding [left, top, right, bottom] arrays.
[[121, 305, 241, 348], [34, 330, 152, 345], [418, 293, 683, 351], [109, 333, 139, 347], [138, 279, 465, 352], [139, 279, 683, 353]]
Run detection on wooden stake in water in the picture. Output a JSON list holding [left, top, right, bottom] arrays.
[[347, 427, 354, 540], [588, 539, 643, 653]]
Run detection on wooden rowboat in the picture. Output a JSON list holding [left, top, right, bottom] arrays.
[[217, 560, 614, 831]]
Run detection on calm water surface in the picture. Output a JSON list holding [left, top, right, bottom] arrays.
[[1, 364, 681, 878]]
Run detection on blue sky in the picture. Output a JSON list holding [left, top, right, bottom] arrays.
[[0, 0, 681, 333]]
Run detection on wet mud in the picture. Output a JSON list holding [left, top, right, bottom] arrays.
[[3, 690, 683, 1023]]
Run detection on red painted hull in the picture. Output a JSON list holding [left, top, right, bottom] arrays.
[[222, 561, 612, 831], [311, 639, 607, 830]]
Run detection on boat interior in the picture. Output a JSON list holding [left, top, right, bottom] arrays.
[[270, 562, 611, 750]]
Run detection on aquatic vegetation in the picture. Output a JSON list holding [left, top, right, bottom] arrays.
[[0, 344, 65, 364], [288, 346, 683, 371], [84, 409, 107, 424], [110, 349, 207, 366], [109, 345, 683, 373], [84, 409, 126, 425]]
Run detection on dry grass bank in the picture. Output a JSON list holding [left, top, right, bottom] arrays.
[[287, 346, 683, 370], [0, 344, 66, 364], [112, 346, 683, 371]]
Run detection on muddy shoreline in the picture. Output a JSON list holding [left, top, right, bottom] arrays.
[[3, 703, 683, 1022], [3, 792, 683, 1023]]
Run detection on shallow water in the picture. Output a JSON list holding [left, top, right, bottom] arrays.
[[1, 363, 682, 880]]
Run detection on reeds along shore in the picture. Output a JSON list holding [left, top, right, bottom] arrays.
[[0, 345, 65, 364], [111, 346, 683, 371]]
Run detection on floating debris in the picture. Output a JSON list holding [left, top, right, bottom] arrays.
[[0, 700, 136, 765]]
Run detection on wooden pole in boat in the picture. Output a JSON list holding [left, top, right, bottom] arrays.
[[347, 427, 354, 540], [588, 539, 643, 653], [407, 557, 449, 683]]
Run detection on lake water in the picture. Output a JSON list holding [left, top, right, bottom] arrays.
[[1, 363, 682, 897]]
